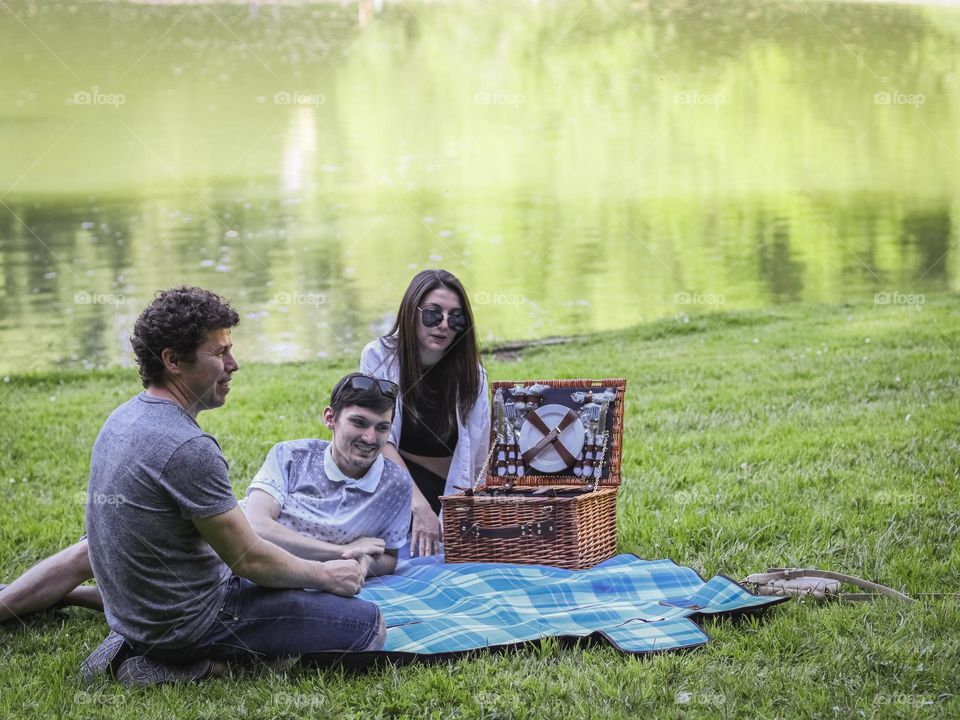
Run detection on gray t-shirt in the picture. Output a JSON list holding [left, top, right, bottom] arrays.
[[86, 393, 237, 649]]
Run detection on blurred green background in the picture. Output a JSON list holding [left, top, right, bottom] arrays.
[[1, 0, 957, 373]]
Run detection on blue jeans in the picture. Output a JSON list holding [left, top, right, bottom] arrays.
[[131, 576, 383, 663]]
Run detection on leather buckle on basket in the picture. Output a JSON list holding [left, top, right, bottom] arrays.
[[458, 520, 481, 539], [520, 520, 555, 537]]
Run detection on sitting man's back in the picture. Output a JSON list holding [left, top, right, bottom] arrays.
[[87, 392, 235, 648]]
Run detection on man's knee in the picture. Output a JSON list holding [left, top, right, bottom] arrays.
[[69, 540, 94, 573], [61, 540, 94, 580], [363, 612, 387, 652]]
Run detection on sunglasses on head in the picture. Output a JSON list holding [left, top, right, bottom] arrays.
[[417, 306, 468, 333], [333, 374, 399, 402]]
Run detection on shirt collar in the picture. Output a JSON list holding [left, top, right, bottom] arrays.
[[323, 443, 383, 493]]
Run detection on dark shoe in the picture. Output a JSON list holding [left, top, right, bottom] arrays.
[[79, 630, 134, 685], [116, 655, 213, 687]]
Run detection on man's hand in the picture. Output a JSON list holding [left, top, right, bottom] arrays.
[[341, 537, 385, 560], [319, 559, 365, 596], [356, 554, 373, 578], [411, 500, 441, 557], [195, 507, 365, 593]]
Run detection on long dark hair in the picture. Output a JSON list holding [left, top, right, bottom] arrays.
[[383, 269, 481, 439]]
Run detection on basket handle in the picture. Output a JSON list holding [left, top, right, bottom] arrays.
[[470, 443, 498, 495], [457, 517, 556, 541]]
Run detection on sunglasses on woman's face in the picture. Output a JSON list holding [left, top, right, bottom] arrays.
[[418, 306, 468, 333], [335, 374, 399, 402]]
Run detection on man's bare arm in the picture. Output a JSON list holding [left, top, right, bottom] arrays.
[[364, 549, 397, 577], [245, 490, 390, 577], [193, 506, 363, 596]]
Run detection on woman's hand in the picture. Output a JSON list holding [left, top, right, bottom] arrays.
[[410, 498, 441, 557]]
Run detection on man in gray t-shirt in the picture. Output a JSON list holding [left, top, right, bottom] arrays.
[[86, 393, 238, 648], [81, 287, 385, 686]]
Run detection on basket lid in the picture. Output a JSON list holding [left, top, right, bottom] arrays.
[[486, 378, 626, 489]]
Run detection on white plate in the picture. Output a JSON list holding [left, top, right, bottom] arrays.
[[518, 404, 586, 473]]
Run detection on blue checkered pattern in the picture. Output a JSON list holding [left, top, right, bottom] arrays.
[[358, 554, 785, 655]]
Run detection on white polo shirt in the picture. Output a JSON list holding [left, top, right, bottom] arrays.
[[245, 438, 411, 550]]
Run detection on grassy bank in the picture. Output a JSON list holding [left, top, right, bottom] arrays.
[[1, 295, 958, 719]]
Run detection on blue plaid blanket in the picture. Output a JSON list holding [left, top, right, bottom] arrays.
[[358, 554, 785, 656]]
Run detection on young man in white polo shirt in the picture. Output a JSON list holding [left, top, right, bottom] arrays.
[[242, 373, 412, 578]]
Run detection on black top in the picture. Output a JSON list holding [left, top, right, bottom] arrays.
[[399, 365, 458, 458], [405, 459, 446, 515]]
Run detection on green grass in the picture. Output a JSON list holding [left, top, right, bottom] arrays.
[[2, 295, 958, 719]]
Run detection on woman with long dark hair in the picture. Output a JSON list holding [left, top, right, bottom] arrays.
[[360, 269, 490, 557]]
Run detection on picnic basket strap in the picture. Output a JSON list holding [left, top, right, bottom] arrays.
[[520, 410, 578, 466], [838, 593, 888, 602], [762, 568, 913, 603]]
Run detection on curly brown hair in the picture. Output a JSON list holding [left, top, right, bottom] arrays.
[[131, 287, 239, 388]]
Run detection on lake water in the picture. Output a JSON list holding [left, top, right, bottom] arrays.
[[1, 0, 958, 373]]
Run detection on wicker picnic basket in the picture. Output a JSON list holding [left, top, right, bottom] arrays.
[[441, 378, 626, 570]]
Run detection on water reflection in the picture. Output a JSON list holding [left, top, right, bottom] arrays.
[[902, 210, 951, 281], [0, 188, 950, 371], [0, 0, 958, 373], [281, 107, 318, 199], [756, 218, 804, 303]]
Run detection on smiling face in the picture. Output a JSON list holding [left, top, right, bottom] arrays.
[[324, 403, 393, 478], [415, 286, 463, 366], [174, 328, 238, 415]]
